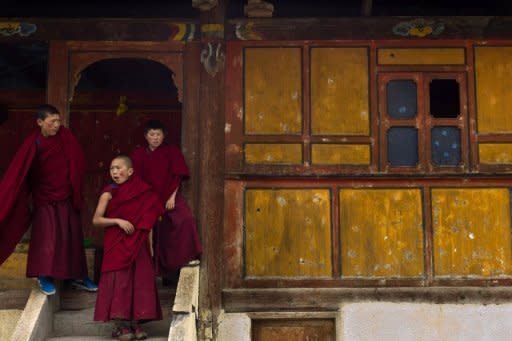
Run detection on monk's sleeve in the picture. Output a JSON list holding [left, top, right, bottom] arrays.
[[137, 193, 164, 231]]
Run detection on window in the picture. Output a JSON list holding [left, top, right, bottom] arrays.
[[379, 73, 467, 173]]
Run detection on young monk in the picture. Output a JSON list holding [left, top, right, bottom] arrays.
[[0, 104, 96, 295], [131, 120, 202, 280], [93, 155, 164, 341]]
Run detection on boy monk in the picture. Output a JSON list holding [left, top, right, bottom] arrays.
[[93, 155, 164, 340], [131, 120, 202, 280], [0, 104, 96, 295]]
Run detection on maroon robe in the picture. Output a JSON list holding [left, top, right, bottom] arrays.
[[131, 144, 202, 273], [0, 127, 87, 279], [94, 176, 163, 322]]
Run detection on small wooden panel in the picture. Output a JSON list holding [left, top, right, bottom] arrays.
[[252, 319, 335, 341], [311, 144, 370, 165], [311, 47, 369, 135], [432, 188, 512, 277], [244, 47, 302, 135], [245, 143, 302, 164], [475, 47, 512, 134], [340, 189, 424, 278], [245, 189, 332, 277], [479, 143, 512, 164], [378, 48, 465, 65], [0, 251, 27, 279]]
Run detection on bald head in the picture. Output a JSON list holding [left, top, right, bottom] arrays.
[[113, 155, 133, 168]]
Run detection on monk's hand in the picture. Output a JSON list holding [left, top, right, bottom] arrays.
[[117, 219, 134, 234], [165, 196, 176, 210]]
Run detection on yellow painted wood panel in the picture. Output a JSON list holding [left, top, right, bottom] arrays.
[[378, 48, 465, 65], [0, 252, 27, 279], [311, 48, 369, 135], [245, 143, 302, 164], [311, 144, 370, 165], [340, 189, 424, 277], [432, 188, 512, 277], [245, 189, 332, 277], [479, 143, 512, 164], [244, 48, 302, 135], [475, 47, 512, 134]]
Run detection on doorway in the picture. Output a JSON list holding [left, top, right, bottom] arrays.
[[69, 57, 181, 247]]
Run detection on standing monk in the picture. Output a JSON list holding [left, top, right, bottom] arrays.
[[0, 104, 97, 295], [93, 155, 164, 340], [131, 119, 202, 280]]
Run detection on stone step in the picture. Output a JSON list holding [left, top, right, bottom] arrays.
[[47, 337, 167, 340], [0, 288, 31, 309], [59, 285, 176, 312], [0, 309, 23, 340], [52, 307, 172, 338]]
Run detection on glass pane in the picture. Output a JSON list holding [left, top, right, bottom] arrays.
[[429, 79, 460, 118], [431, 126, 461, 166], [387, 127, 418, 166], [386, 80, 417, 119]]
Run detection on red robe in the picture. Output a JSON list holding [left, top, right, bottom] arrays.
[[94, 176, 163, 322], [100, 176, 164, 273], [131, 144, 202, 273], [0, 127, 85, 271]]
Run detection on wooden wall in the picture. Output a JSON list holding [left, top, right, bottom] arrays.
[[224, 41, 512, 289]]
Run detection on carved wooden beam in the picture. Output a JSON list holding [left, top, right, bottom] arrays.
[[192, 0, 218, 11], [244, 0, 274, 18]]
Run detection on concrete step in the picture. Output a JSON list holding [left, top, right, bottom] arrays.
[[52, 307, 171, 338], [0, 309, 23, 340]]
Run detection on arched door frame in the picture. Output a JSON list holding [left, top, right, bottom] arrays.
[[46, 39, 200, 213]]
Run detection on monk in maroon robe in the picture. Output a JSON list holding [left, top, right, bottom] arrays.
[[131, 120, 202, 278], [93, 155, 164, 340], [0, 104, 96, 295]]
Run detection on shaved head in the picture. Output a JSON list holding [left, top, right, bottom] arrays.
[[113, 155, 133, 168]]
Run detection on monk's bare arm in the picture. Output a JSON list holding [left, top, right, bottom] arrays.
[[92, 192, 134, 234]]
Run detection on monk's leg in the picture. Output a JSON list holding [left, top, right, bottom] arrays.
[[158, 196, 202, 273], [27, 199, 87, 280]]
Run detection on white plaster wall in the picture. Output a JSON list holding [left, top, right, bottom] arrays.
[[217, 313, 251, 341], [341, 302, 512, 341]]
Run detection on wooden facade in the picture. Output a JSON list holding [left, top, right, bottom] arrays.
[[3, 10, 512, 340]]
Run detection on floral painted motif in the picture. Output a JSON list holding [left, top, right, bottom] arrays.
[[393, 18, 444, 38], [0, 22, 36, 37]]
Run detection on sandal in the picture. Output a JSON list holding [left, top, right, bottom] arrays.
[[132, 324, 148, 340]]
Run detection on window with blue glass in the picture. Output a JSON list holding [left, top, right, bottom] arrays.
[[431, 126, 461, 165], [387, 80, 417, 119], [387, 127, 419, 166], [380, 73, 467, 172]]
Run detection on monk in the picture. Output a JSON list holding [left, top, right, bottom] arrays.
[[0, 104, 96, 295], [131, 119, 202, 281], [93, 155, 163, 341]]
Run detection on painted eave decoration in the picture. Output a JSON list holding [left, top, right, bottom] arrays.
[[236, 22, 263, 40], [173, 23, 196, 41], [393, 18, 444, 37], [0, 22, 36, 37]]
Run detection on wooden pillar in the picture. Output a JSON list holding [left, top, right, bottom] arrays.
[[47, 41, 70, 125], [196, 1, 227, 339]]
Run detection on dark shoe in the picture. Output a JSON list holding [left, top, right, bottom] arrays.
[[37, 276, 56, 295], [71, 277, 98, 292], [133, 324, 148, 340]]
